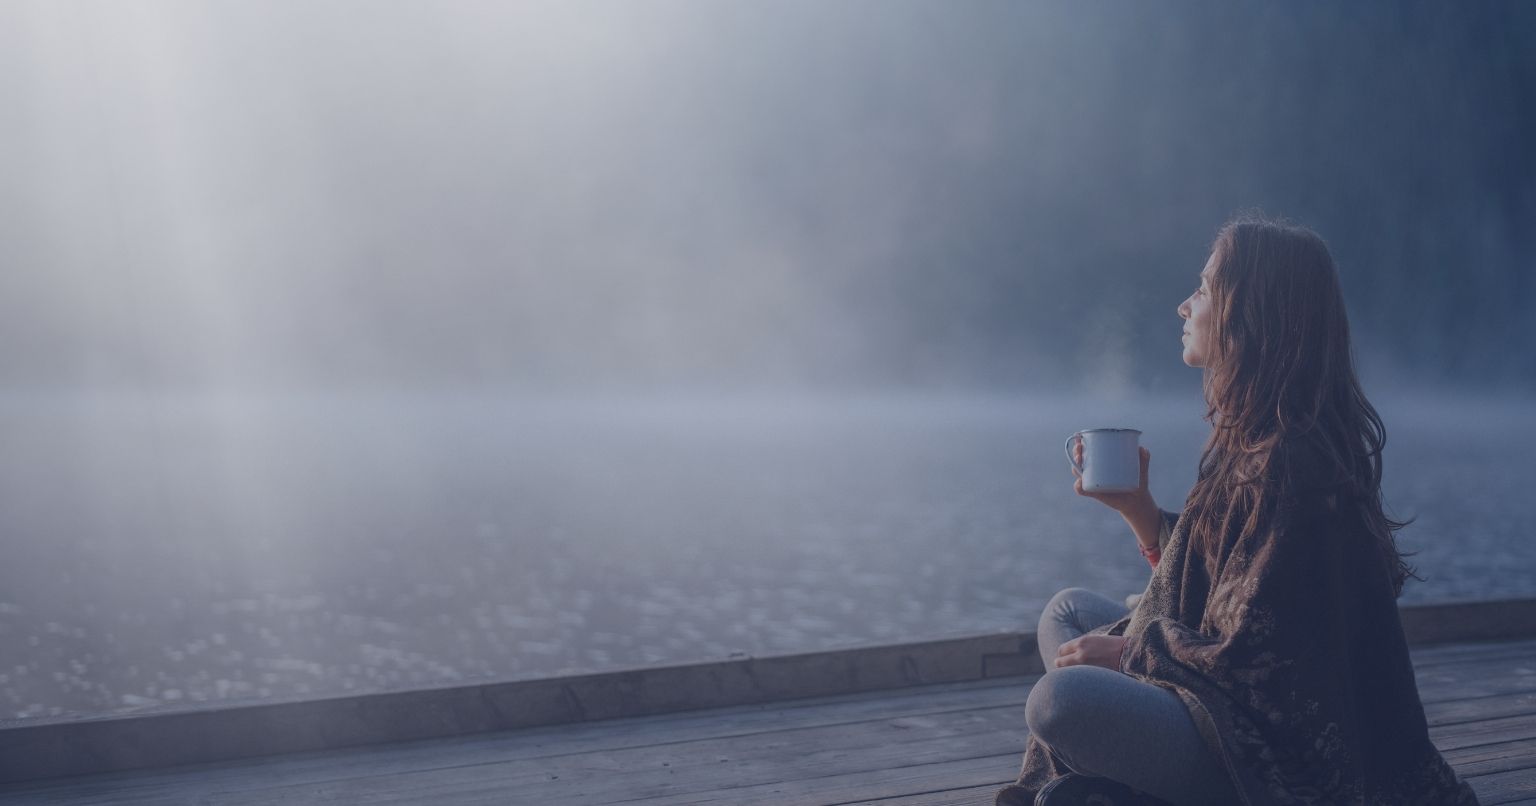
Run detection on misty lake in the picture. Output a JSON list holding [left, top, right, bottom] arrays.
[[2, 390, 1533, 721]]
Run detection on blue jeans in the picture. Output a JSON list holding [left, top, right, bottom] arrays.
[[1027, 587, 1238, 806]]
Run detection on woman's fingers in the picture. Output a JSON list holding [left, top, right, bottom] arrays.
[[1052, 635, 1130, 671], [1070, 444, 1083, 494]]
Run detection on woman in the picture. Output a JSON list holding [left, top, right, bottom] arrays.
[[995, 215, 1480, 806]]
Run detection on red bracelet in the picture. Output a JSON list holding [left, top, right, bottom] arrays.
[[1138, 543, 1161, 566]]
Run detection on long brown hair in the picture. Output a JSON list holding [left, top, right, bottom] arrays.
[[1183, 212, 1421, 597]]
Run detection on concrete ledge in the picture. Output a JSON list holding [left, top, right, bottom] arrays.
[[3, 596, 1533, 784]]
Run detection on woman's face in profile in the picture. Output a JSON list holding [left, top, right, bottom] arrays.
[[1178, 251, 1217, 368]]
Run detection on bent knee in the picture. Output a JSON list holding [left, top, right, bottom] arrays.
[[1049, 586, 1094, 607], [1040, 586, 1092, 621], [1024, 665, 1112, 745]]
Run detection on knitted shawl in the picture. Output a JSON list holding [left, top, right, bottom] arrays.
[[996, 464, 1480, 805]]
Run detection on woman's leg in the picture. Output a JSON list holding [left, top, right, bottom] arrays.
[[1025, 665, 1238, 806], [1037, 587, 1129, 667]]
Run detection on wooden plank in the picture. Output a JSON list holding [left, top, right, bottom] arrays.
[[1410, 638, 1536, 668], [1466, 765, 1536, 805], [1431, 713, 1536, 752], [0, 786, 198, 804], [571, 754, 1020, 806], [192, 715, 1028, 804], [469, 677, 1028, 762], [831, 782, 1008, 805], [1413, 644, 1536, 674], [1421, 682, 1536, 709], [1442, 737, 1536, 778], [1426, 691, 1536, 728], [1417, 656, 1536, 705]]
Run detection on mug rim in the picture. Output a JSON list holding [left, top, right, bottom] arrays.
[[1076, 427, 1142, 434]]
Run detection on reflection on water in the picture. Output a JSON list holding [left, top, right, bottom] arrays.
[[1, 390, 1531, 720]]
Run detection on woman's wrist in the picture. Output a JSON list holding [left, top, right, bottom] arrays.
[[1124, 495, 1162, 549]]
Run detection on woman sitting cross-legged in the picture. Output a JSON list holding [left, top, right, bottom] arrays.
[[996, 214, 1481, 806]]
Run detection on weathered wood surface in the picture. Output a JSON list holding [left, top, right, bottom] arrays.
[[4, 637, 1536, 804], [6, 596, 1535, 785]]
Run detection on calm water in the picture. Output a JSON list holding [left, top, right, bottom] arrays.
[[2, 389, 1533, 721]]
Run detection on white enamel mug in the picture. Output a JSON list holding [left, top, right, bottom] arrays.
[[1064, 428, 1142, 493]]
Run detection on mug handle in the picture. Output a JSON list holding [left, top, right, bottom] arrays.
[[1064, 433, 1084, 474]]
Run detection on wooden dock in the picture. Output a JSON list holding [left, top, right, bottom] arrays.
[[4, 602, 1536, 803]]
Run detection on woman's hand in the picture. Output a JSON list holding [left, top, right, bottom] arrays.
[[1071, 442, 1156, 518], [1055, 634, 1130, 671]]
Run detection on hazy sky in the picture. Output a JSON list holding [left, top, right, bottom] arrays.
[[1, 1, 1531, 393]]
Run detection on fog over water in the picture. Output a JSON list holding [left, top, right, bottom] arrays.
[[0, 1, 1533, 719], [4, 390, 1535, 720]]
